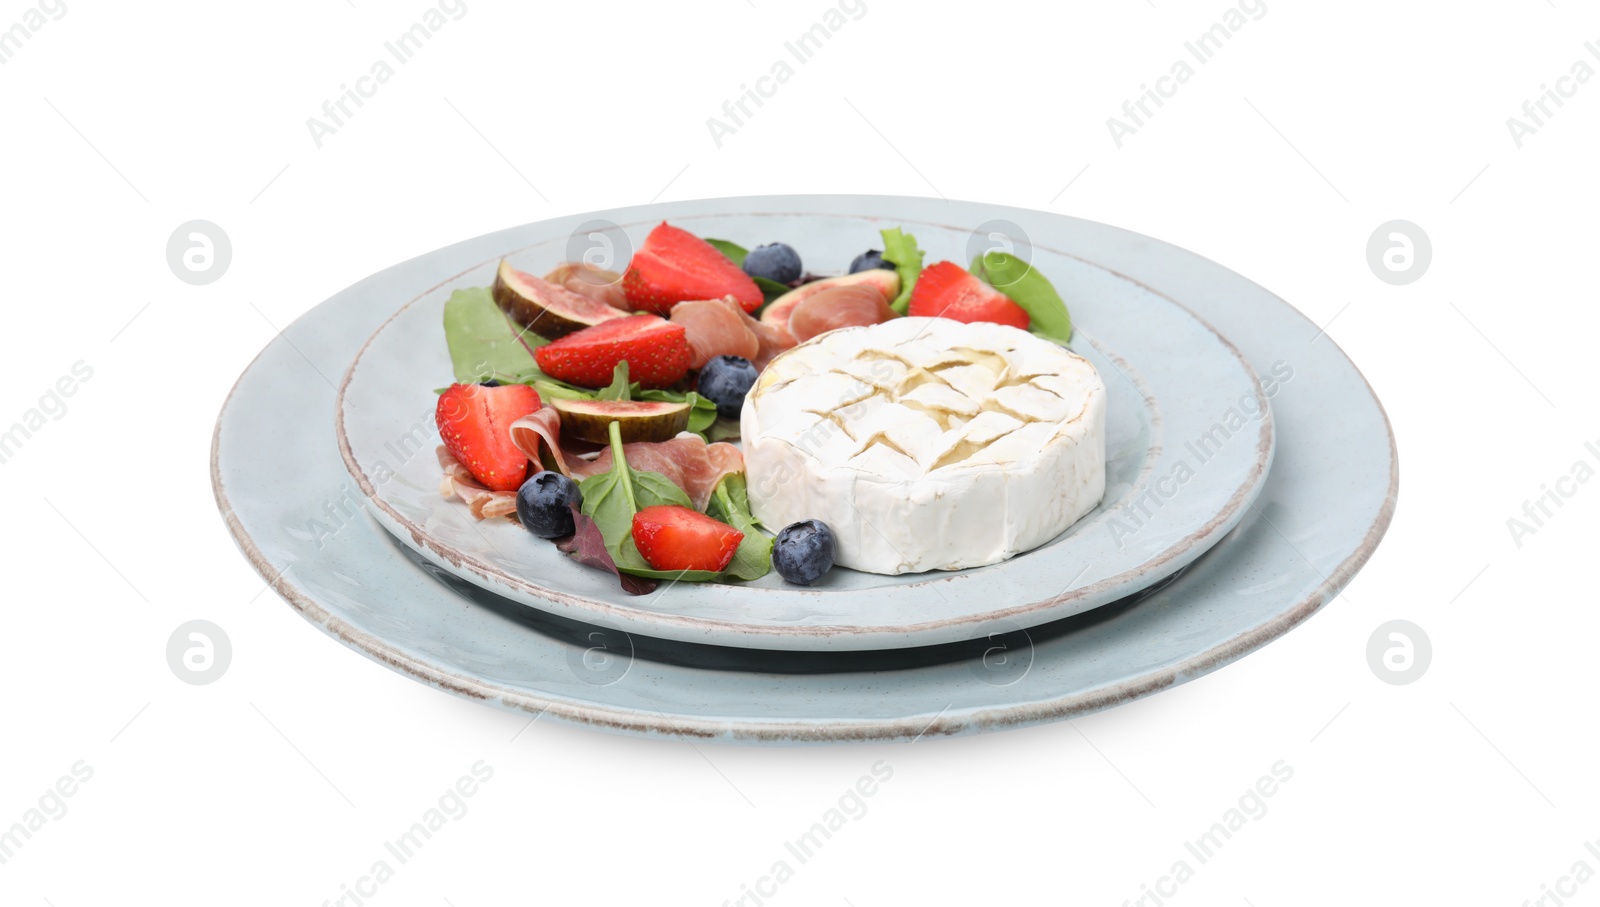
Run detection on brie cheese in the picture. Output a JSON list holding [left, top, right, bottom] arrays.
[[741, 316, 1107, 575]]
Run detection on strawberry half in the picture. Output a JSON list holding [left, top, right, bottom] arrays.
[[436, 383, 542, 492], [534, 314, 691, 389], [631, 505, 744, 572], [623, 222, 763, 315], [908, 261, 1030, 330]]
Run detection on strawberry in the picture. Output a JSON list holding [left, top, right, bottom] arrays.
[[435, 383, 542, 492], [623, 222, 763, 315], [534, 314, 691, 389], [908, 261, 1030, 330], [631, 505, 744, 572]]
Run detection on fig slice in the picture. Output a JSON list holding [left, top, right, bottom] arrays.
[[492, 260, 631, 339], [550, 398, 692, 444], [759, 270, 899, 334]]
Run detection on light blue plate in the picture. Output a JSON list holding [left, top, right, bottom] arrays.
[[336, 212, 1273, 651], [212, 196, 1395, 744]]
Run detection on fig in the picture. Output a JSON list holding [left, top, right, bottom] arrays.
[[550, 398, 692, 444], [760, 270, 899, 334], [492, 260, 630, 339]]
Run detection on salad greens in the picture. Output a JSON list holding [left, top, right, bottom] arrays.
[[593, 362, 718, 433], [705, 473, 773, 581], [880, 227, 924, 315], [442, 301, 717, 435], [706, 238, 792, 304], [442, 287, 547, 384], [705, 238, 747, 266], [970, 251, 1074, 344], [578, 422, 770, 582]]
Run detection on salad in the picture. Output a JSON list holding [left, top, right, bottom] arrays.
[[433, 222, 1077, 594]]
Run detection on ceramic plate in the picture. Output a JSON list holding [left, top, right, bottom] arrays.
[[213, 195, 1395, 744], [336, 211, 1274, 651]]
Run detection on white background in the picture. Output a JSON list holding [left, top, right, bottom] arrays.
[[2, 0, 1596, 904]]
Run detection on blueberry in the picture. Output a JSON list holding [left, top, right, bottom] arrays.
[[743, 243, 802, 285], [516, 471, 582, 538], [773, 520, 835, 585], [848, 249, 897, 274], [479, 379, 503, 387], [698, 355, 759, 420]]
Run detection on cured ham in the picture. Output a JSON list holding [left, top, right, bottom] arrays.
[[669, 295, 796, 370], [509, 407, 744, 512], [671, 298, 761, 369], [544, 263, 631, 311], [787, 284, 896, 343], [437, 447, 519, 519], [576, 435, 744, 512]]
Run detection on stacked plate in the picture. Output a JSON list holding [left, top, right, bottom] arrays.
[[212, 196, 1396, 744]]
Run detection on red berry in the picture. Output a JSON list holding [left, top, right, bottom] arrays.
[[435, 383, 542, 491], [534, 314, 692, 389], [908, 261, 1030, 330], [631, 505, 744, 572], [623, 222, 763, 315]]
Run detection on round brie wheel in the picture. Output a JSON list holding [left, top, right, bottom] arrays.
[[741, 316, 1107, 575]]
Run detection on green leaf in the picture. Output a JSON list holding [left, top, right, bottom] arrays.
[[578, 421, 713, 580], [706, 474, 772, 581], [530, 379, 594, 401], [753, 276, 792, 304], [442, 287, 548, 384], [704, 417, 743, 442], [706, 238, 788, 305], [638, 388, 718, 435], [880, 227, 924, 315], [705, 238, 748, 267], [596, 361, 632, 401], [970, 251, 1074, 344]]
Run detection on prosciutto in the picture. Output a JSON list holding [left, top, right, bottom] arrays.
[[544, 263, 630, 311], [508, 407, 745, 511], [437, 447, 519, 519], [787, 284, 895, 343], [672, 298, 760, 369], [669, 295, 796, 370], [573, 435, 745, 511]]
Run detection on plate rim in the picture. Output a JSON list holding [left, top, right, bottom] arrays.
[[331, 209, 1276, 649]]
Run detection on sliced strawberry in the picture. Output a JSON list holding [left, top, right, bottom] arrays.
[[908, 261, 1030, 330], [533, 314, 691, 389], [435, 383, 542, 492], [623, 222, 763, 315], [631, 505, 744, 572]]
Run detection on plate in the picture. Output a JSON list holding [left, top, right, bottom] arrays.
[[213, 195, 1395, 744], [336, 210, 1275, 650]]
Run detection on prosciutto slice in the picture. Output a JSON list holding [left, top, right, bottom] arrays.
[[437, 447, 519, 519], [507, 407, 744, 512], [575, 436, 744, 511], [443, 407, 746, 520]]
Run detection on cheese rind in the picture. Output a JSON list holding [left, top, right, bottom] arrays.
[[741, 317, 1107, 575]]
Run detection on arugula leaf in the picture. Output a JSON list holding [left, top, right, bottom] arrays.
[[970, 251, 1074, 344], [705, 474, 772, 581], [442, 287, 548, 384], [880, 227, 924, 315], [596, 362, 632, 401], [705, 238, 747, 267]]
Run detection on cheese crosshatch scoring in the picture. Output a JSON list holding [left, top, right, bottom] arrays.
[[741, 317, 1108, 575]]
